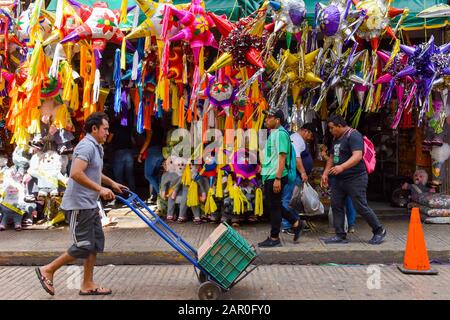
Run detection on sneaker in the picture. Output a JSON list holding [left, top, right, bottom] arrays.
[[282, 228, 294, 235], [348, 226, 355, 233], [258, 237, 281, 248], [293, 220, 306, 242], [320, 236, 349, 244], [368, 228, 387, 245]]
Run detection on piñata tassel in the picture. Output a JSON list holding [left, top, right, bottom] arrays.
[[204, 188, 217, 215], [182, 163, 192, 186], [255, 187, 263, 216], [121, 39, 126, 70], [186, 181, 199, 207], [120, 0, 128, 23], [178, 95, 185, 128], [215, 168, 223, 198]]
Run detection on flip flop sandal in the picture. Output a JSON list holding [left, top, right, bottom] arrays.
[[177, 218, 187, 223], [193, 219, 202, 225], [35, 267, 55, 296], [79, 287, 112, 296]]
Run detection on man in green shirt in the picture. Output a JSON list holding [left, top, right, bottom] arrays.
[[258, 109, 303, 247]]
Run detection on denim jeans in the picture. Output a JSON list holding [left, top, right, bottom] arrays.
[[113, 148, 135, 191], [281, 175, 302, 230], [144, 146, 164, 197], [345, 196, 356, 227], [330, 174, 382, 237]]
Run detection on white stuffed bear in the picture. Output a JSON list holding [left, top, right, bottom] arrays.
[[0, 165, 35, 231], [27, 150, 68, 198]]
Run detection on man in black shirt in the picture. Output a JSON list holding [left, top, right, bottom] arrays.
[[321, 114, 386, 245]]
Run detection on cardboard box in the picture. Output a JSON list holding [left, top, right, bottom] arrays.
[[198, 223, 228, 260]]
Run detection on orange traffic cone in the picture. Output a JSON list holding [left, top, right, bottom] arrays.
[[398, 208, 438, 275]]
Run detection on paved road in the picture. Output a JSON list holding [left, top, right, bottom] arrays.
[[1, 264, 449, 300]]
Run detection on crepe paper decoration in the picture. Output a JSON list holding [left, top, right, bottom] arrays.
[[221, 148, 260, 187], [352, 0, 408, 51], [126, 0, 189, 41], [17, 3, 53, 48], [43, 0, 85, 47], [205, 74, 238, 116], [207, 9, 270, 73]]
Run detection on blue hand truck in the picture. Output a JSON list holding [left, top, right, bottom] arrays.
[[116, 190, 259, 300]]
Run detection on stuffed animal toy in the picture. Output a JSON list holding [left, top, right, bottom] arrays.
[[178, 162, 209, 224], [160, 156, 185, 221], [27, 150, 68, 199], [0, 163, 36, 231]]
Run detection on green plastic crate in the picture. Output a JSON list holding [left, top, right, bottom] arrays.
[[198, 223, 257, 289]]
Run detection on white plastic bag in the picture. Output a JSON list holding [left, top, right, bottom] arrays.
[[301, 182, 324, 215]]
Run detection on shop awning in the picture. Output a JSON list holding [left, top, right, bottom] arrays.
[[47, 0, 449, 30]]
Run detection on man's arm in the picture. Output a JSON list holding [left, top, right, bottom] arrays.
[[321, 156, 334, 188], [276, 153, 287, 178], [70, 158, 115, 199], [329, 150, 363, 175], [71, 158, 101, 192], [138, 129, 152, 163], [296, 157, 308, 181]]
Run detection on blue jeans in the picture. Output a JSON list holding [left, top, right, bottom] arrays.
[[281, 176, 302, 230], [113, 149, 135, 191], [345, 196, 356, 227], [144, 146, 164, 197]]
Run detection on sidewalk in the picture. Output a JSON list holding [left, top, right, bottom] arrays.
[[0, 204, 449, 266]]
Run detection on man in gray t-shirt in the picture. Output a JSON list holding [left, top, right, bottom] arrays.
[[35, 112, 127, 297]]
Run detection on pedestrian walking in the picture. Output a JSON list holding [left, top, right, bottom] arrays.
[[258, 109, 303, 247], [138, 117, 164, 204], [35, 112, 127, 296], [320, 114, 386, 244], [281, 123, 317, 233]]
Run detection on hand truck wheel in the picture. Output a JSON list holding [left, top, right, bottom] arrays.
[[198, 281, 222, 300], [198, 270, 208, 283]]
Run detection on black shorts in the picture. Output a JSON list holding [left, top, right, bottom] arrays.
[[64, 208, 105, 259]]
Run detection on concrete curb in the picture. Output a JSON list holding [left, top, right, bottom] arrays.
[[1, 250, 449, 266]]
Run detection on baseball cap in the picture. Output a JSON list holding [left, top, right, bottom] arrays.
[[301, 123, 319, 138], [263, 109, 285, 123]]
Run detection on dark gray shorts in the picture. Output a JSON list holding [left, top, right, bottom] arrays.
[[64, 208, 105, 259]]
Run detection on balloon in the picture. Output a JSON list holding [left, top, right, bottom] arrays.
[[352, 0, 408, 51], [315, 0, 365, 54], [269, 0, 306, 34]]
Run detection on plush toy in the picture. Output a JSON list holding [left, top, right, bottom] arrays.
[[27, 150, 68, 199], [160, 156, 184, 221], [178, 162, 209, 224], [0, 148, 36, 230]]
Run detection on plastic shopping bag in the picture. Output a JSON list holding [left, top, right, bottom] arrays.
[[289, 184, 304, 213], [301, 182, 324, 215]]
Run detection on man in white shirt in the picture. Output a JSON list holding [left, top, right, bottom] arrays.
[[281, 123, 318, 234]]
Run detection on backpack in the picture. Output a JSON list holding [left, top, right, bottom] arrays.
[[347, 129, 376, 174], [280, 129, 297, 184]]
